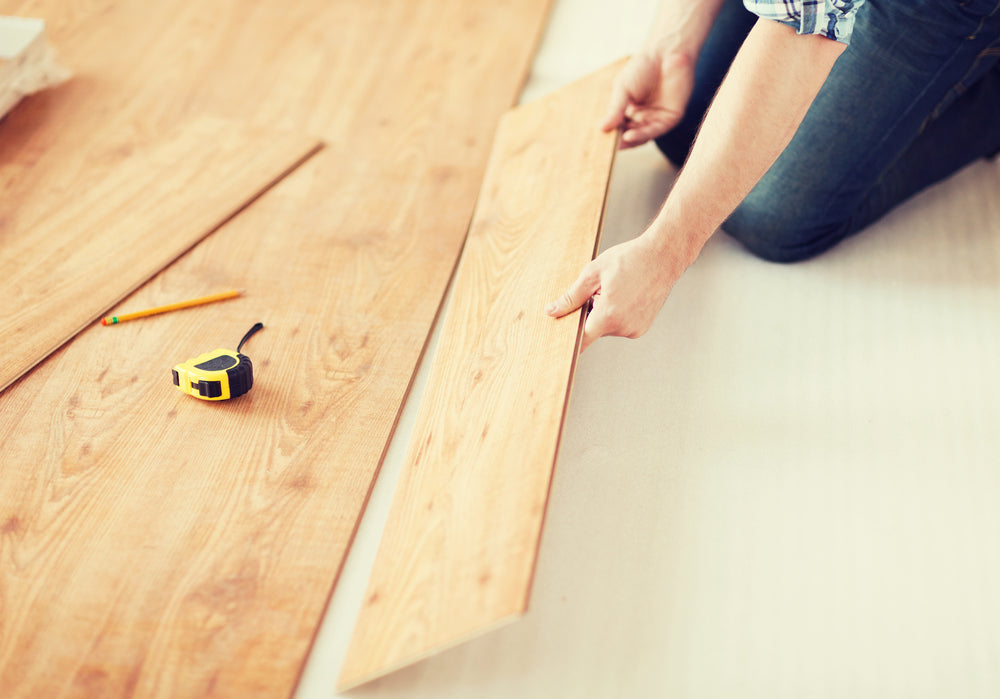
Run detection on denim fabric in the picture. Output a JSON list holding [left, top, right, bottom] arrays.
[[656, 0, 1000, 262]]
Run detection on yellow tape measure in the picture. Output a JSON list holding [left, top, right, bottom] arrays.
[[172, 322, 263, 401]]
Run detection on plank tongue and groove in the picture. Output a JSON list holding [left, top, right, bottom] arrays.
[[0, 116, 321, 393], [338, 60, 623, 690]]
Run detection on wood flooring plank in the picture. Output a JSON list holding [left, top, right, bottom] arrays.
[[0, 0, 548, 387], [0, 116, 320, 393], [0, 145, 534, 699], [3, 0, 544, 150], [0, 0, 554, 696], [0, 153, 425, 698], [338, 61, 623, 689]]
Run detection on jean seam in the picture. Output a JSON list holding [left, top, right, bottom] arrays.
[[928, 38, 1000, 122], [967, 1, 1000, 38]]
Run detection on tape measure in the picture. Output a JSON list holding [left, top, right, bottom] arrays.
[[172, 322, 264, 401]]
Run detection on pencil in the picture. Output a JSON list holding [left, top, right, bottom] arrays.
[[101, 290, 245, 325]]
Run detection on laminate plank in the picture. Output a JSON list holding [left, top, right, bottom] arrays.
[[0, 0, 554, 695], [338, 61, 623, 690], [3, 0, 545, 153], [0, 0, 548, 386], [0, 116, 320, 393], [0, 146, 543, 698], [0, 152, 428, 697]]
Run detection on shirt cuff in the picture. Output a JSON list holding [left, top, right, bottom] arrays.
[[744, 0, 865, 44]]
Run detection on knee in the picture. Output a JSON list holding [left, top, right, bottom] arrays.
[[723, 194, 852, 264]]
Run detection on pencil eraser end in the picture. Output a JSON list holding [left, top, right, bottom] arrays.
[[101, 318, 108, 326]]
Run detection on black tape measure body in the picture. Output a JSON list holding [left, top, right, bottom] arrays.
[[172, 323, 263, 401]]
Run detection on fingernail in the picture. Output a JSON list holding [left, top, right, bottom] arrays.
[[545, 302, 557, 315]]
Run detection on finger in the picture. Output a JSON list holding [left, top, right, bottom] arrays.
[[624, 106, 647, 124], [620, 117, 677, 148], [619, 127, 652, 149], [601, 86, 629, 132], [580, 301, 612, 352], [580, 323, 597, 353], [546, 266, 600, 318]]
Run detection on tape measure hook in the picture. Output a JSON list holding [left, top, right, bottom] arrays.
[[238, 322, 265, 353]]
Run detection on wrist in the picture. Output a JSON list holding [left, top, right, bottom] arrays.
[[643, 0, 727, 67], [644, 202, 713, 274], [638, 41, 695, 68]]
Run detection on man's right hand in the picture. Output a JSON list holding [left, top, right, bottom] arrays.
[[601, 50, 696, 148], [545, 231, 684, 352]]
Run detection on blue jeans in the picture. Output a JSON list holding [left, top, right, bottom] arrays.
[[656, 0, 1000, 262]]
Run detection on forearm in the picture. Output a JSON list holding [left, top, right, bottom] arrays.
[[643, 0, 727, 60], [547, 16, 848, 349], [645, 19, 846, 268]]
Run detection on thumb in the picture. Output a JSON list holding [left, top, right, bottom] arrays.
[[579, 297, 612, 352], [601, 85, 629, 132], [546, 265, 600, 318]]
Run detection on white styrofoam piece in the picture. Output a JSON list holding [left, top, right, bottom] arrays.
[[0, 16, 68, 119], [0, 15, 44, 60], [297, 0, 1000, 696]]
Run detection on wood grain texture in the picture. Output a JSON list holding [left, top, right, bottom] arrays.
[[3, 0, 544, 152], [339, 61, 623, 690], [0, 116, 320, 392], [0, 0, 549, 388], [0, 0, 554, 696], [0, 152, 446, 698]]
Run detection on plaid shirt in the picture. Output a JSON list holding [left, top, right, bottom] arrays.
[[744, 0, 865, 43]]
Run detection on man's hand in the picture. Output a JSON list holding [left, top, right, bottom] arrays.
[[545, 233, 684, 352], [602, 50, 695, 149], [551, 20, 845, 354]]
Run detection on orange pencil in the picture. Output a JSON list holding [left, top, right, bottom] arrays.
[[101, 290, 244, 325]]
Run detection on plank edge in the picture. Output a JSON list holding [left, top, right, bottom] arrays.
[[517, 128, 620, 613], [0, 136, 323, 396], [336, 612, 523, 692]]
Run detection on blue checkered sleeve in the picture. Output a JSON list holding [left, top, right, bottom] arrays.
[[744, 0, 865, 44]]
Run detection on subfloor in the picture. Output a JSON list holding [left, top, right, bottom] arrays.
[[299, 0, 1000, 696]]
